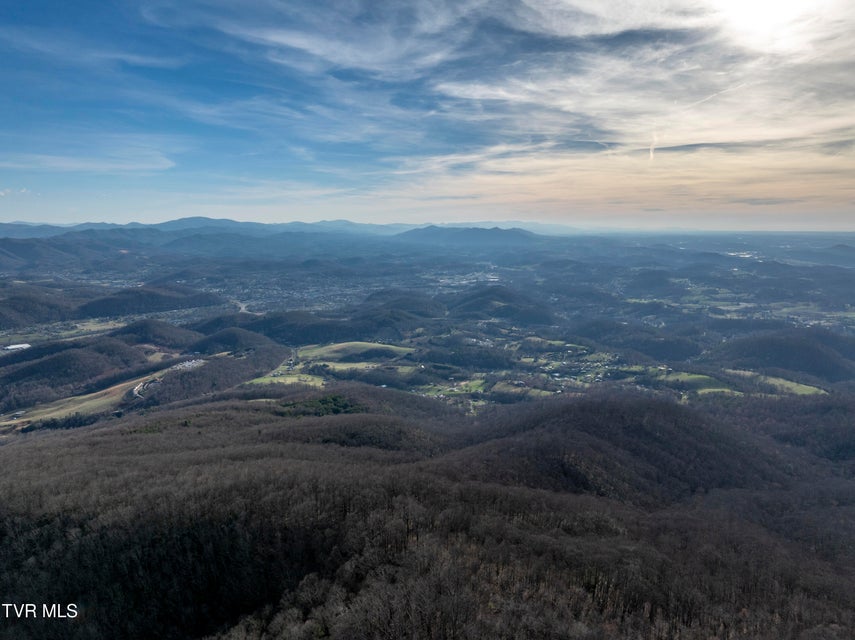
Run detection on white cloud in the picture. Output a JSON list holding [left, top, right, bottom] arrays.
[[432, 5, 855, 161], [0, 153, 174, 173], [504, 0, 711, 37], [133, 0, 855, 158], [0, 188, 32, 197], [143, 0, 489, 79], [0, 134, 179, 173], [0, 26, 185, 69]]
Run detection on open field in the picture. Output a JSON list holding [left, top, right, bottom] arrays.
[[299, 341, 414, 360], [310, 361, 417, 373], [0, 318, 126, 345], [725, 370, 826, 395], [247, 373, 325, 386], [696, 388, 744, 396], [0, 375, 143, 432], [758, 376, 827, 395], [0, 357, 214, 433], [661, 372, 725, 390]]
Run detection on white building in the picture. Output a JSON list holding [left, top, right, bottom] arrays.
[[3, 343, 31, 351]]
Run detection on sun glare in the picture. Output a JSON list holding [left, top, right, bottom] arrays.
[[710, 0, 831, 51]]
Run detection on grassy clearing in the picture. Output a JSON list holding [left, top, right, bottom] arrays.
[[616, 365, 650, 374], [724, 369, 826, 395], [450, 378, 487, 393], [758, 375, 826, 395], [0, 375, 147, 430], [299, 341, 413, 360], [696, 388, 744, 396], [661, 372, 725, 390], [247, 373, 325, 387], [0, 318, 127, 345], [522, 337, 566, 347], [74, 319, 127, 333], [414, 376, 486, 397], [315, 361, 376, 371], [145, 350, 179, 363], [251, 351, 419, 385], [414, 385, 445, 396], [0, 357, 221, 431], [299, 361, 410, 374]]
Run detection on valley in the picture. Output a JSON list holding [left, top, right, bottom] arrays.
[[3, 225, 853, 430], [2, 219, 855, 639]]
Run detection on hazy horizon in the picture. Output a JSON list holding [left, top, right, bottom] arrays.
[[1, 1, 854, 230], [6, 214, 855, 236]]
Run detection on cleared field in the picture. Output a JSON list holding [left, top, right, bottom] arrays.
[[758, 375, 826, 395], [0, 374, 146, 431], [316, 361, 377, 371], [455, 378, 487, 393], [247, 373, 325, 387], [725, 369, 826, 395], [0, 318, 127, 345], [415, 375, 487, 397], [661, 372, 726, 390], [145, 350, 180, 362], [306, 361, 417, 374], [0, 357, 213, 432], [299, 341, 413, 360], [696, 388, 744, 396], [72, 319, 127, 334]]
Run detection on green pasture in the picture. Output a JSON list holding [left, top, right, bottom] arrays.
[[299, 341, 413, 360], [725, 369, 826, 395]]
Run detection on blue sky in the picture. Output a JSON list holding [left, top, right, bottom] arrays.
[[1, 0, 853, 229]]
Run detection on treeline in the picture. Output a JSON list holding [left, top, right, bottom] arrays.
[[20, 411, 101, 432]]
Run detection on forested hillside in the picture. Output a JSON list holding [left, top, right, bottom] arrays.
[[1, 385, 854, 639]]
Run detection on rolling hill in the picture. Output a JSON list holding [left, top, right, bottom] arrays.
[[705, 327, 855, 383]]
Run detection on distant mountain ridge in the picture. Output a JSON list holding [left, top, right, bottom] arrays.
[[0, 219, 557, 269], [397, 225, 541, 246], [0, 217, 422, 240], [0, 217, 571, 241]]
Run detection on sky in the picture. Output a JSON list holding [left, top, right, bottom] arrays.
[[0, 0, 853, 230]]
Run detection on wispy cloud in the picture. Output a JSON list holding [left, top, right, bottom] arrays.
[[142, 0, 488, 79], [0, 134, 178, 173], [3, 0, 855, 227], [0, 26, 185, 69], [494, 0, 711, 38], [0, 152, 174, 173]]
